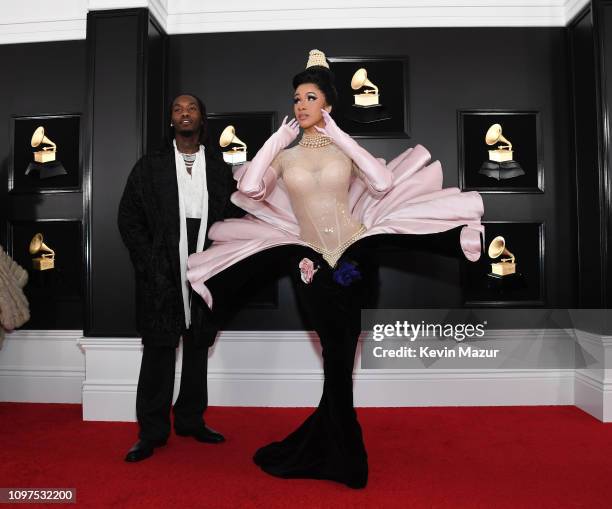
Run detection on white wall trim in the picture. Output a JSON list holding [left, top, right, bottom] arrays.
[[573, 329, 612, 421], [78, 329, 577, 422], [0, 19, 87, 45], [147, 0, 168, 31], [87, 0, 168, 30], [166, 2, 567, 34], [3, 327, 611, 422], [0, 330, 85, 403], [1, 329, 84, 341], [565, 0, 591, 23], [0, 0, 592, 45]]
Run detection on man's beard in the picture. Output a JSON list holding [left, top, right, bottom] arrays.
[[176, 129, 195, 138]]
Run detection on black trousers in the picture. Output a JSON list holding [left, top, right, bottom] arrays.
[[136, 218, 213, 442]]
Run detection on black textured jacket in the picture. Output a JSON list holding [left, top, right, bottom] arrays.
[[117, 145, 244, 347]]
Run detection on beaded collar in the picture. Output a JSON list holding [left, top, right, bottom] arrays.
[[299, 132, 333, 148]]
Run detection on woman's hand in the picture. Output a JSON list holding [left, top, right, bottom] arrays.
[[316, 109, 392, 195], [314, 109, 350, 149], [237, 116, 297, 201], [274, 116, 300, 148]]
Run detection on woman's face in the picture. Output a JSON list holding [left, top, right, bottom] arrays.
[[293, 83, 331, 131]]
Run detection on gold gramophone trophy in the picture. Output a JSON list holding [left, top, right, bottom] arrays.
[[219, 125, 247, 165], [478, 123, 524, 180], [32, 126, 57, 163], [29, 233, 55, 271], [25, 126, 67, 178], [488, 236, 516, 277], [486, 123, 514, 162], [346, 68, 391, 124], [351, 68, 380, 107]]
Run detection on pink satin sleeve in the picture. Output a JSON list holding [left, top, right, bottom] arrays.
[[237, 133, 285, 201], [335, 135, 393, 196]]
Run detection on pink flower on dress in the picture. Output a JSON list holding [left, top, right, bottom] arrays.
[[299, 258, 319, 284]]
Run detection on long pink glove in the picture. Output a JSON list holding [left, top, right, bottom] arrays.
[[315, 109, 393, 196], [237, 116, 299, 201]]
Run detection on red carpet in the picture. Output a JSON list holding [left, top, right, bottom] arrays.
[[1, 404, 611, 508]]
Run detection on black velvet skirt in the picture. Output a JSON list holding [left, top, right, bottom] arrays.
[[252, 240, 378, 489]]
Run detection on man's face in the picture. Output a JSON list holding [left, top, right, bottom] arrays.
[[171, 95, 203, 136]]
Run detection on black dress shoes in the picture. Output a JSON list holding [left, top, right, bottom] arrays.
[[124, 438, 167, 462], [175, 425, 225, 443]]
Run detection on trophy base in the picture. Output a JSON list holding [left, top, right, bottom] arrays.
[[32, 257, 55, 271], [223, 151, 247, 165], [34, 151, 56, 164], [345, 104, 392, 124], [353, 93, 380, 107], [488, 149, 514, 162], [490, 261, 516, 276], [485, 271, 524, 290], [479, 160, 525, 180], [25, 161, 67, 179]]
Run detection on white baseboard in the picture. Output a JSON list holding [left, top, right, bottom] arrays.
[[2, 328, 609, 422], [78, 330, 577, 422], [573, 330, 612, 421], [81, 367, 575, 422], [0, 330, 85, 403]]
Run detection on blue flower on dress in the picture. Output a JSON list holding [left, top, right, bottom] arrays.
[[333, 260, 362, 287]]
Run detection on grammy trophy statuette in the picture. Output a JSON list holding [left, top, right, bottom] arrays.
[[345, 68, 391, 124], [219, 125, 248, 165], [25, 126, 68, 179], [352, 68, 380, 107], [488, 236, 517, 277], [29, 233, 55, 271], [478, 124, 524, 180]]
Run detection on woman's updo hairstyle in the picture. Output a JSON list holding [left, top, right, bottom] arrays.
[[292, 50, 338, 109]]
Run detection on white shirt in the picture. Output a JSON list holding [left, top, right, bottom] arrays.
[[173, 140, 209, 327], [176, 149, 206, 218]]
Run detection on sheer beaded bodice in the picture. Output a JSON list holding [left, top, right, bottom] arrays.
[[271, 141, 365, 267]]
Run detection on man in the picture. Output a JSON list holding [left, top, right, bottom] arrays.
[[118, 93, 244, 462]]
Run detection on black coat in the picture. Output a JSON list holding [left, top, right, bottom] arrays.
[[117, 145, 244, 348]]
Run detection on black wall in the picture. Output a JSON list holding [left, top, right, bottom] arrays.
[[568, 0, 612, 311], [0, 41, 86, 328], [1, 21, 599, 335], [593, 0, 612, 307], [569, 8, 601, 307], [169, 28, 575, 328], [0, 41, 86, 214], [85, 9, 167, 336]]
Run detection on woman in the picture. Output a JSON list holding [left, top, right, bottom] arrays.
[[187, 49, 484, 488]]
